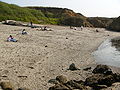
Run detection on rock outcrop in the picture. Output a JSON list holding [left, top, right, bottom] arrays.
[[108, 16, 120, 31]]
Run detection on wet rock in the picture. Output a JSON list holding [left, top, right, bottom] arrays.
[[56, 75, 68, 84], [68, 63, 79, 71], [0, 81, 13, 90], [92, 64, 112, 75], [85, 74, 115, 87], [49, 83, 69, 90]]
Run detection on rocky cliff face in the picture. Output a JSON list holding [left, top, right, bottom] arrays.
[[27, 7, 93, 27], [108, 16, 120, 31], [87, 17, 114, 28]]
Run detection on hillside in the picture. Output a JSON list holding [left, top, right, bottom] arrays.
[[27, 7, 93, 27], [108, 16, 120, 31], [0, 1, 59, 24], [0, 1, 116, 27], [87, 17, 114, 28]]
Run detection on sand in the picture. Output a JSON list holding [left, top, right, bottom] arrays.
[[0, 23, 120, 90]]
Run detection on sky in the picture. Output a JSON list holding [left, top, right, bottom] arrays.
[[1, 0, 120, 17]]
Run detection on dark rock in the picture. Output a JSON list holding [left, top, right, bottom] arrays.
[[66, 80, 87, 89], [68, 63, 79, 71], [92, 85, 108, 90], [83, 67, 91, 71], [85, 74, 115, 87], [92, 64, 112, 75], [0, 81, 13, 90], [18, 88, 30, 90], [48, 79, 59, 84], [56, 75, 68, 84], [112, 73, 120, 82], [49, 83, 69, 90], [45, 45, 48, 47]]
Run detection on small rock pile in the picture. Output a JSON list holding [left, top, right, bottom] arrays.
[[49, 64, 120, 90]]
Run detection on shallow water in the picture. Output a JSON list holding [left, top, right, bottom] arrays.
[[92, 38, 120, 67]]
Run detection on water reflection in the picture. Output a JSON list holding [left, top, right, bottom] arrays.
[[93, 38, 120, 67]]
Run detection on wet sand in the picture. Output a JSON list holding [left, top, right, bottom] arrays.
[[0, 23, 120, 90]]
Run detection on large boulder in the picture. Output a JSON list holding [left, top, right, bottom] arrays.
[[92, 64, 113, 75], [85, 74, 115, 87]]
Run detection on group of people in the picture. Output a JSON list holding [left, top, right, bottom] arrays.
[[70, 26, 84, 30], [7, 29, 27, 42]]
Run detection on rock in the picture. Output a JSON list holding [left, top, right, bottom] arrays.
[[85, 74, 115, 87], [0, 81, 13, 90], [108, 16, 120, 31], [56, 75, 68, 84], [83, 67, 91, 71], [48, 79, 59, 84], [92, 64, 112, 75], [68, 63, 79, 71], [66, 80, 87, 89], [18, 88, 30, 90], [49, 83, 69, 90], [112, 73, 120, 82]]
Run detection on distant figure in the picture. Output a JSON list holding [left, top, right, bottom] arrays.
[[44, 26, 47, 30], [80, 26, 83, 30], [7, 35, 17, 42], [30, 22, 33, 26], [70, 26, 73, 29], [22, 29, 27, 35], [74, 27, 77, 30], [96, 29, 99, 32]]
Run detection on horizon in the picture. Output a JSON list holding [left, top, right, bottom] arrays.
[[0, 0, 120, 18]]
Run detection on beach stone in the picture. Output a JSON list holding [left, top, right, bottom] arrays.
[[92, 64, 112, 75], [68, 63, 79, 71], [18, 87, 30, 90], [56, 75, 68, 84], [85, 74, 115, 87], [66, 80, 86, 89], [49, 83, 69, 90], [48, 79, 59, 84], [0, 81, 13, 90]]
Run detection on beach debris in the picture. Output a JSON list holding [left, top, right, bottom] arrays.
[[68, 63, 79, 71], [66, 37, 68, 39], [0, 81, 13, 90], [45, 45, 48, 47]]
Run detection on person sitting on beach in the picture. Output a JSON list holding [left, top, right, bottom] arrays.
[[22, 29, 27, 35], [74, 27, 77, 30], [44, 26, 47, 30], [7, 35, 17, 42]]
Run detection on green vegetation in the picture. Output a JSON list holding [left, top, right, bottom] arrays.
[[0, 1, 59, 24], [0, 1, 116, 27]]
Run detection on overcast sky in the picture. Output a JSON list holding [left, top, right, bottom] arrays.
[[1, 0, 120, 17]]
